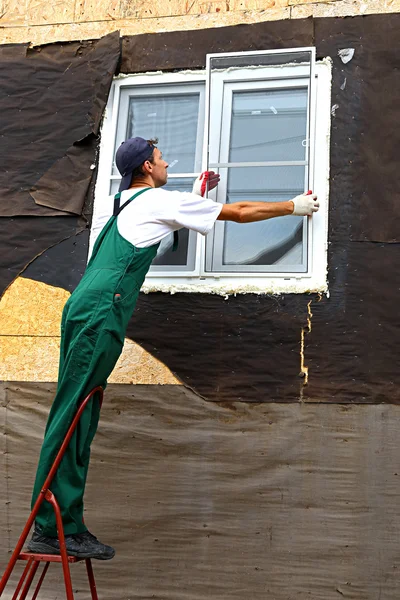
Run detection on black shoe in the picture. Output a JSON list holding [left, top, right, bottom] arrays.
[[27, 524, 115, 560]]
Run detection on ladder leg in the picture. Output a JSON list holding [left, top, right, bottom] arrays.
[[0, 505, 42, 596], [10, 560, 33, 600], [31, 562, 50, 600], [44, 490, 74, 600], [85, 560, 98, 600], [0, 387, 104, 599], [18, 561, 39, 600]]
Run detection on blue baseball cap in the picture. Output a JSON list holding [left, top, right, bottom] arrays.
[[115, 137, 155, 192]]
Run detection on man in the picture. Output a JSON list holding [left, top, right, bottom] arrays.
[[28, 137, 319, 560]]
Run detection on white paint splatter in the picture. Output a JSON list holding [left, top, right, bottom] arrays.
[[331, 104, 339, 117], [340, 77, 347, 90], [338, 48, 355, 64]]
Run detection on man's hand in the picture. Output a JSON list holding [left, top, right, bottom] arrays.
[[192, 171, 220, 197], [290, 193, 319, 216]]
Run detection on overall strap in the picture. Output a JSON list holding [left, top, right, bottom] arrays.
[[113, 187, 151, 216], [113, 188, 179, 251], [172, 230, 179, 252]]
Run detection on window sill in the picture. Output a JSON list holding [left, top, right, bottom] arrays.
[[141, 274, 328, 296]]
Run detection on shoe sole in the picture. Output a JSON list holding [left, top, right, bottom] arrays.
[[27, 540, 115, 561]]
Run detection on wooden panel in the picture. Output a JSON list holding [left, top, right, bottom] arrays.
[[0, 336, 62, 381], [289, 0, 338, 4], [1, 0, 400, 47], [0, 335, 180, 383], [0, 8, 288, 45], [26, 0, 76, 25], [0, 0, 27, 26], [74, 0, 118, 23], [75, 0, 288, 22], [291, 0, 400, 17], [0, 277, 68, 336], [0, 277, 180, 384]]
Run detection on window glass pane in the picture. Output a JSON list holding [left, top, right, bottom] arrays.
[[152, 228, 190, 267], [221, 166, 305, 269], [109, 179, 197, 270], [163, 177, 196, 193], [151, 178, 197, 269], [229, 88, 307, 163], [126, 94, 201, 174], [110, 179, 120, 195]]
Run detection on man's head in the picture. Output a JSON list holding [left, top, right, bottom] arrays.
[[116, 136, 168, 191]]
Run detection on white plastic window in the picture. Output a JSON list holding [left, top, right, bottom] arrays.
[[207, 75, 309, 273], [94, 51, 331, 294]]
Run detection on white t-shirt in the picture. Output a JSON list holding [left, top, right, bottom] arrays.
[[89, 187, 223, 257]]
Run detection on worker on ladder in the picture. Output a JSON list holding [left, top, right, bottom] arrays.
[[28, 137, 319, 560]]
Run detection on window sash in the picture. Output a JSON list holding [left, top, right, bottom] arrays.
[[111, 79, 206, 273], [206, 71, 312, 273], [114, 82, 206, 178]]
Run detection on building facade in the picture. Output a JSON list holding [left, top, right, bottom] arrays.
[[1, 1, 400, 598]]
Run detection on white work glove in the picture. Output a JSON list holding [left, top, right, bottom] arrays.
[[192, 171, 220, 197], [291, 192, 319, 216]]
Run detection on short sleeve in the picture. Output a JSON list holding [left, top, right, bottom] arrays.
[[168, 192, 223, 235]]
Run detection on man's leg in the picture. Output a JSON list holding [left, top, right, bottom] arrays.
[[31, 381, 102, 536], [29, 325, 123, 557]]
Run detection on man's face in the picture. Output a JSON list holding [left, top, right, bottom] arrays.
[[149, 147, 168, 188]]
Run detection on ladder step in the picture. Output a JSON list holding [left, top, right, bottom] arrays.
[[18, 553, 83, 564]]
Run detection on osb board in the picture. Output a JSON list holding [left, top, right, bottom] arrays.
[[292, 0, 400, 18], [73, 0, 289, 24], [0, 9, 290, 46], [0, 277, 180, 384], [2, 382, 400, 599], [0, 277, 69, 336], [0, 336, 180, 383], [2, 0, 400, 46]]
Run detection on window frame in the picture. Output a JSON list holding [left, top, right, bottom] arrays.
[[94, 54, 331, 294], [207, 72, 310, 274], [116, 81, 206, 273]]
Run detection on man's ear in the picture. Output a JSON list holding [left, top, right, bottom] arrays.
[[142, 160, 153, 174]]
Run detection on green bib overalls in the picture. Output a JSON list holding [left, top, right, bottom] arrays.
[[32, 188, 159, 536]]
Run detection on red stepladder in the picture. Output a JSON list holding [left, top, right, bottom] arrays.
[[0, 386, 104, 600]]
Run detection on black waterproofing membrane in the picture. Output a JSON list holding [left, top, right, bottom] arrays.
[[1, 15, 400, 402], [122, 14, 400, 403], [0, 32, 120, 292], [0, 32, 120, 218]]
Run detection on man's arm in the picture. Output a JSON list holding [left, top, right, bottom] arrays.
[[217, 194, 319, 223], [191, 173, 319, 224]]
